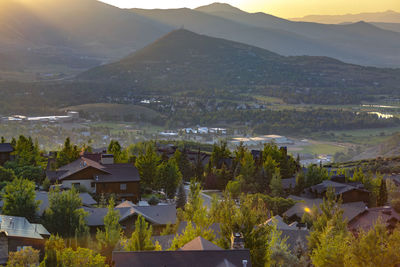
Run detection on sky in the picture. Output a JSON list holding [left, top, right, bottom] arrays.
[[98, 0, 400, 18]]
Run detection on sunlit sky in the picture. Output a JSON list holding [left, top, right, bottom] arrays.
[[98, 0, 400, 18]]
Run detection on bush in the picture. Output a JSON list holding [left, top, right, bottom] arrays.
[[148, 196, 160, 206]]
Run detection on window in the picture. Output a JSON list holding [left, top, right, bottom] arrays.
[[72, 183, 80, 189], [120, 184, 127, 191]]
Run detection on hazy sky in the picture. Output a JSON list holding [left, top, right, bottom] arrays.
[[99, 0, 400, 18]]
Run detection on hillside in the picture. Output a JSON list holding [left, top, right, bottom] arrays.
[[0, 0, 171, 77], [193, 3, 400, 67], [79, 29, 400, 92], [350, 133, 400, 161], [291, 10, 400, 24]]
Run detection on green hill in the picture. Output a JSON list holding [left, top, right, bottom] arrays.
[[79, 29, 400, 92]]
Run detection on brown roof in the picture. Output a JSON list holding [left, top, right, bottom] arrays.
[[58, 157, 109, 180], [180, 237, 222, 251], [112, 250, 252, 267], [348, 206, 400, 232], [96, 164, 140, 183]]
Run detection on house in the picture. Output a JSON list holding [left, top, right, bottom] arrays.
[[307, 180, 370, 203], [348, 206, 400, 233], [264, 216, 309, 251], [0, 143, 13, 166], [180, 236, 222, 251], [284, 195, 366, 223], [112, 237, 252, 267], [46, 154, 140, 202], [85, 201, 177, 235], [35, 191, 97, 216], [282, 177, 297, 191], [0, 215, 50, 264]]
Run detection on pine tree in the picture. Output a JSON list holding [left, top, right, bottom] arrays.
[[96, 198, 122, 262], [377, 178, 388, 206], [176, 183, 187, 209], [269, 171, 283, 197], [135, 144, 160, 189], [124, 215, 154, 251]]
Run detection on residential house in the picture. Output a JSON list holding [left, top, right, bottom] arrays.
[[85, 201, 177, 235], [0, 215, 50, 264], [46, 154, 140, 202], [307, 180, 370, 203], [0, 143, 13, 166], [284, 195, 366, 223], [348, 206, 400, 233], [112, 235, 252, 267]]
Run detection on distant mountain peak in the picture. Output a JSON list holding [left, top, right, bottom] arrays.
[[195, 2, 245, 14]]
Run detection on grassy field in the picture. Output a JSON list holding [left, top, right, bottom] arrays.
[[288, 142, 347, 155], [309, 127, 400, 146]]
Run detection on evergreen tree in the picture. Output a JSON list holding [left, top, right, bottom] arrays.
[[193, 149, 204, 182], [270, 171, 283, 197], [44, 188, 88, 244], [1, 178, 39, 221], [157, 158, 182, 198], [294, 171, 306, 195], [124, 215, 154, 251], [135, 144, 160, 189], [176, 183, 187, 209], [0, 136, 5, 143], [56, 137, 80, 168], [96, 198, 122, 262], [377, 177, 388, 206], [108, 140, 126, 163], [210, 141, 231, 168], [0, 166, 17, 182]]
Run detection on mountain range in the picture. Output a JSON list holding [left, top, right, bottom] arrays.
[[291, 10, 400, 24], [79, 29, 400, 92], [0, 0, 400, 81]]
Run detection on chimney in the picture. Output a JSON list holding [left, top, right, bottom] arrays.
[[101, 154, 114, 165], [231, 232, 245, 249], [242, 260, 248, 267]]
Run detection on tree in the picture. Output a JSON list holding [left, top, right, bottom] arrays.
[[13, 135, 41, 166], [58, 247, 108, 266], [56, 137, 80, 168], [172, 149, 193, 181], [270, 171, 283, 197], [377, 177, 388, 206], [0, 166, 16, 182], [42, 177, 51, 191], [7, 247, 39, 267], [157, 158, 182, 199], [124, 215, 154, 251], [108, 140, 127, 163], [96, 198, 122, 261], [294, 171, 306, 195], [135, 144, 160, 189], [345, 222, 400, 266], [176, 183, 187, 209], [193, 149, 204, 182], [44, 188, 88, 244], [210, 141, 231, 168], [42, 235, 65, 267], [1, 178, 39, 221], [169, 222, 216, 250], [305, 165, 329, 187]]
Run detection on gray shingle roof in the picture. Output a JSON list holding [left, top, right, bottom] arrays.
[[58, 157, 109, 180], [0, 215, 49, 240], [112, 250, 252, 267], [0, 143, 13, 153], [96, 164, 140, 183]]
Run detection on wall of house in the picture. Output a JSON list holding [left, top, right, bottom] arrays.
[[95, 182, 140, 202], [8, 237, 46, 260], [62, 179, 94, 192], [342, 190, 370, 203], [0, 234, 8, 265], [0, 152, 11, 166]]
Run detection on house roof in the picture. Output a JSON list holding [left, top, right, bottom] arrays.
[[36, 191, 97, 216], [280, 229, 309, 251], [180, 237, 222, 251], [95, 164, 140, 183], [0, 215, 49, 240], [282, 177, 297, 190], [283, 196, 366, 222], [309, 180, 367, 195], [348, 206, 400, 232], [264, 215, 297, 230], [85, 202, 177, 227], [57, 157, 109, 180], [112, 250, 252, 267], [0, 143, 13, 153], [152, 235, 175, 251]]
